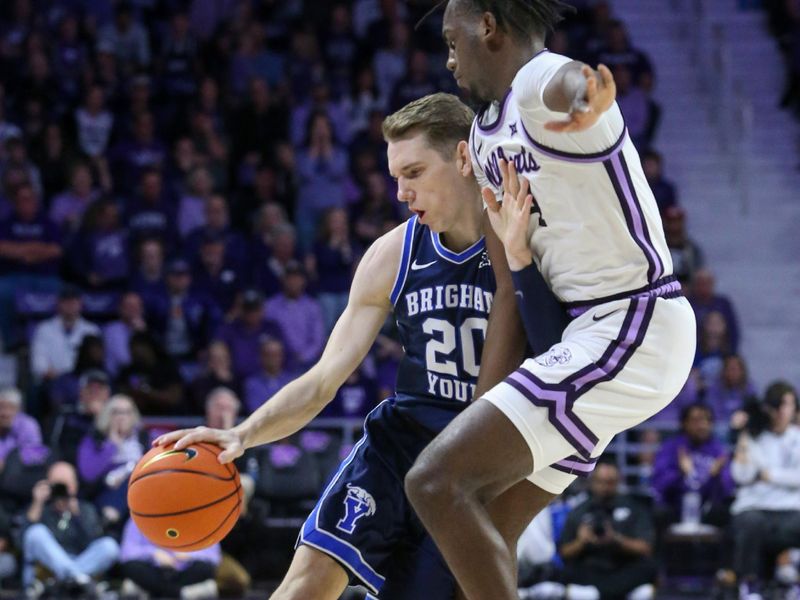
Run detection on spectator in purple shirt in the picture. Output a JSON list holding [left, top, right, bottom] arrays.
[[126, 168, 177, 248], [52, 13, 88, 103], [77, 394, 147, 525], [177, 166, 214, 238], [103, 292, 147, 377], [642, 150, 677, 215], [652, 403, 735, 528], [192, 233, 245, 316], [264, 261, 325, 370], [70, 200, 129, 290], [0, 387, 46, 473], [131, 237, 167, 315], [704, 354, 756, 434], [214, 289, 285, 379], [688, 268, 740, 353], [308, 207, 359, 332], [184, 194, 247, 269], [0, 182, 63, 344], [695, 311, 733, 384], [120, 518, 221, 600], [243, 338, 294, 414], [294, 111, 352, 249], [48, 163, 100, 235], [111, 113, 167, 192], [321, 367, 378, 419]]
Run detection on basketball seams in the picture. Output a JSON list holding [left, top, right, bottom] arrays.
[[129, 467, 238, 487], [161, 490, 242, 550], [194, 441, 238, 478], [130, 483, 242, 518]]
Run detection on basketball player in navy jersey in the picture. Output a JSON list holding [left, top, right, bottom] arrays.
[[155, 93, 566, 599], [404, 2, 697, 599]]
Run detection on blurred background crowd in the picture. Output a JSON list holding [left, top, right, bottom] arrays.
[[0, 0, 797, 598]]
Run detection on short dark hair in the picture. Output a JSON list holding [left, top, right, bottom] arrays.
[[451, 0, 573, 39], [680, 402, 713, 424]]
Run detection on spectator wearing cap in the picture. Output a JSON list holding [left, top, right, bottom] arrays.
[[125, 168, 177, 248], [243, 338, 294, 414], [188, 340, 241, 415], [184, 194, 247, 270], [149, 258, 218, 363], [688, 268, 740, 353], [192, 232, 245, 316], [264, 261, 325, 370], [48, 163, 101, 235], [48, 335, 107, 413], [104, 292, 147, 377], [0, 387, 47, 475], [54, 369, 111, 466], [308, 207, 360, 332], [116, 332, 184, 415], [31, 287, 100, 383], [0, 182, 63, 345], [651, 403, 734, 529], [131, 238, 167, 315], [663, 206, 704, 287], [214, 290, 285, 380]]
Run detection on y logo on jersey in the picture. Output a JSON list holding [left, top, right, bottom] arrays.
[[336, 484, 376, 534]]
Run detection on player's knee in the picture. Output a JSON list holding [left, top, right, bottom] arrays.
[[405, 459, 457, 514]]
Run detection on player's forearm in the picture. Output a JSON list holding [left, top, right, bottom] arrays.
[[510, 263, 568, 355], [234, 369, 335, 450]]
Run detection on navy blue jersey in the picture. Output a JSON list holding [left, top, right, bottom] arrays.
[[389, 216, 496, 431]]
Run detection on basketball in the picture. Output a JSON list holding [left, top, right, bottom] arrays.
[[128, 442, 242, 551]]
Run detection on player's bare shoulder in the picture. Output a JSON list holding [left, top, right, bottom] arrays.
[[351, 221, 408, 308]]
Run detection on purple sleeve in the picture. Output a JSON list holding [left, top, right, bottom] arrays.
[[11, 414, 46, 465], [77, 434, 117, 483], [650, 438, 684, 503]]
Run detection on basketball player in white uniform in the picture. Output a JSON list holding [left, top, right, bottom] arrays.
[[404, 2, 697, 599]]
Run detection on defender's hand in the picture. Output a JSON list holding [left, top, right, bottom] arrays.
[[545, 64, 616, 133], [153, 426, 245, 464], [482, 159, 534, 271]]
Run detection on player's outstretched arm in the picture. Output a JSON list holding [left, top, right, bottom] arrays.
[[542, 63, 616, 133], [153, 226, 403, 462]]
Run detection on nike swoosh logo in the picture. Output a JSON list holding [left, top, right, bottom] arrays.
[[592, 309, 621, 322], [515, 291, 524, 299], [411, 260, 436, 271], [142, 447, 198, 469]]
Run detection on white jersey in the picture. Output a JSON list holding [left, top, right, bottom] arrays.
[[470, 50, 674, 311]]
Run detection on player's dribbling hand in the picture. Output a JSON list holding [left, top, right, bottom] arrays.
[[482, 159, 534, 271], [545, 64, 616, 133], [153, 426, 244, 464]]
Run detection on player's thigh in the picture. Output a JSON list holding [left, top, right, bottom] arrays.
[[409, 398, 535, 502], [271, 545, 349, 600]]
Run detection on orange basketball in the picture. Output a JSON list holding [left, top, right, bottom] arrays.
[[128, 442, 242, 551]]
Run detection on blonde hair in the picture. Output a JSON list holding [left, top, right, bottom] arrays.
[[382, 93, 474, 160], [95, 394, 141, 436]]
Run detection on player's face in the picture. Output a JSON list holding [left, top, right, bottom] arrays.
[[442, 3, 494, 103], [387, 135, 462, 233]]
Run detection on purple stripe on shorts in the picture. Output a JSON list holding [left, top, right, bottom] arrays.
[[500, 297, 657, 460], [552, 454, 599, 477]]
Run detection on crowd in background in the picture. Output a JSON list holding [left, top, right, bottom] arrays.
[[0, 0, 796, 598]]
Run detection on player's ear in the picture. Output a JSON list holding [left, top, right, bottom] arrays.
[[456, 140, 472, 177], [481, 11, 498, 44]]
